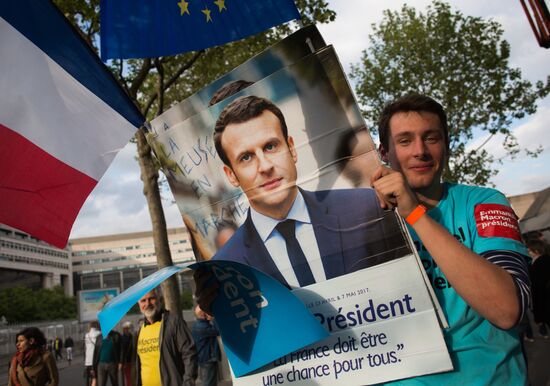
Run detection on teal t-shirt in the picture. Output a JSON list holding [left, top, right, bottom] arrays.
[[99, 337, 115, 363], [384, 183, 528, 386]]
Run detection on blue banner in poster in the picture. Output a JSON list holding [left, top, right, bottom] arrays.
[[98, 260, 328, 377]]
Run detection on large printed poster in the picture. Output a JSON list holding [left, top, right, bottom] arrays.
[[78, 288, 119, 322], [147, 26, 452, 384]]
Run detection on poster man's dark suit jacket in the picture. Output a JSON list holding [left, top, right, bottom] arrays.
[[213, 188, 408, 287]]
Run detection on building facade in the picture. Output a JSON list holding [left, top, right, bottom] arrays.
[[0, 224, 73, 295], [509, 185, 550, 241], [70, 227, 195, 294]]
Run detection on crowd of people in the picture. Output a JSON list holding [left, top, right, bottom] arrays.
[[6, 291, 217, 386]]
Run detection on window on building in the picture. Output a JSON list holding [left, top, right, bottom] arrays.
[[81, 275, 101, 290], [123, 270, 141, 290], [103, 272, 121, 289]]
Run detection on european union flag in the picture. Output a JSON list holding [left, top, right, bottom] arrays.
[[100, 0, 301, 60]]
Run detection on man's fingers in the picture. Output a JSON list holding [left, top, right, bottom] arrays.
[[371, 165, 394, 185], [372, 169, 419, 217], [371, 165, 399, 208], [374, 188, 387, 209], [372, 167, 403, 210]]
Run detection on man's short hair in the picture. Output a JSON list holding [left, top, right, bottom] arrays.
[[209, 80, 254, 106], [214, 96, 289, 167], [378, 94, 450, 151]]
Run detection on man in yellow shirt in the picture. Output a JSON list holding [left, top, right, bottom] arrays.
[[136, 289, 197, 386]]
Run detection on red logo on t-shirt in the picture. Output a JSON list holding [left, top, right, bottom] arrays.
[[474, 204, 521, 241]]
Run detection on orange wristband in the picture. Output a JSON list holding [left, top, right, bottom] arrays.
[[405, 205, 427, 225]]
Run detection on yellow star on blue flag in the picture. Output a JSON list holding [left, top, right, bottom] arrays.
[[214, 0, 227, 12], [202, 7, 212, 22], [177, 0, 190, 16]]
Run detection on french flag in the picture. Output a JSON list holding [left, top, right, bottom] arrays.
[[0, 1, 144, 248]]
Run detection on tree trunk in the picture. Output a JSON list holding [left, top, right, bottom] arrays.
[[135, 128, 181, 314]]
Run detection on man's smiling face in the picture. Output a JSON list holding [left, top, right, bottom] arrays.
[[382, 111, 447, 196]]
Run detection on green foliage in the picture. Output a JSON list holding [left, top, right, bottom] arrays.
[[0, 286, 76, 324], [350, 1, 550, 185], [180, 290, 193, 310], [127, 303, 141, 315]]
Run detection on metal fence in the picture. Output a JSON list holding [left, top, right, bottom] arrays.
[[0, 312, 231, 383], [0, 311, 197, 357]]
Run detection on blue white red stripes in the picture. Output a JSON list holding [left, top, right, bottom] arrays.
[[0, 1, 143, 248]]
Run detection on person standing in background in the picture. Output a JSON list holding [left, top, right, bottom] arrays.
[[8, 327, 58, 386], [53, 336, 63, 361], [135, 288, 197, 386], [527, 239, 550, 338], [93, 330, 121, 386], [84, 321, 101, 386], [120, 322, 135, 386], [64, 336, 74, 365], [192, 306, 221, 386]]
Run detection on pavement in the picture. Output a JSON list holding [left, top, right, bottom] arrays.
[[525, 331, 550, 386], [0, 353, 233, 386], [0, 336, 548, 385], [0, 352, 83, 385]]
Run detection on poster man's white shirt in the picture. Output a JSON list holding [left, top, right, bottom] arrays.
[[251, 191, 325, 288]]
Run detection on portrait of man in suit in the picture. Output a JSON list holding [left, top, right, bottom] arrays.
[[212, 95, 408, 288]]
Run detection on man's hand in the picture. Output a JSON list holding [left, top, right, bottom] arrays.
[[193, 268, 219, 316], [371, 165, 419, 218]]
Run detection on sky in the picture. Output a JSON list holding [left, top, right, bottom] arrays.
[[69, 0, 550, 239]]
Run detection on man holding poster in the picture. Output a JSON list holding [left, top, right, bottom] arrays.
[[212, 95, 400, 288], [371, 94, 531, 384]]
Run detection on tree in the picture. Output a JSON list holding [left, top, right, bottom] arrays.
[[180, 290, 194, 310], [0, 286, 76, 323], [54, 0, 335, 312], [350, 1, 550, 185]]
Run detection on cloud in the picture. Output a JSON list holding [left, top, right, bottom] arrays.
[[514, 105, 550, 151], [492, 162, 550, 196], [70, 139, 187, 239]]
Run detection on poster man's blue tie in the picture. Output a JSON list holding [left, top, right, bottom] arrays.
[[276, 219, 315, 287]]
